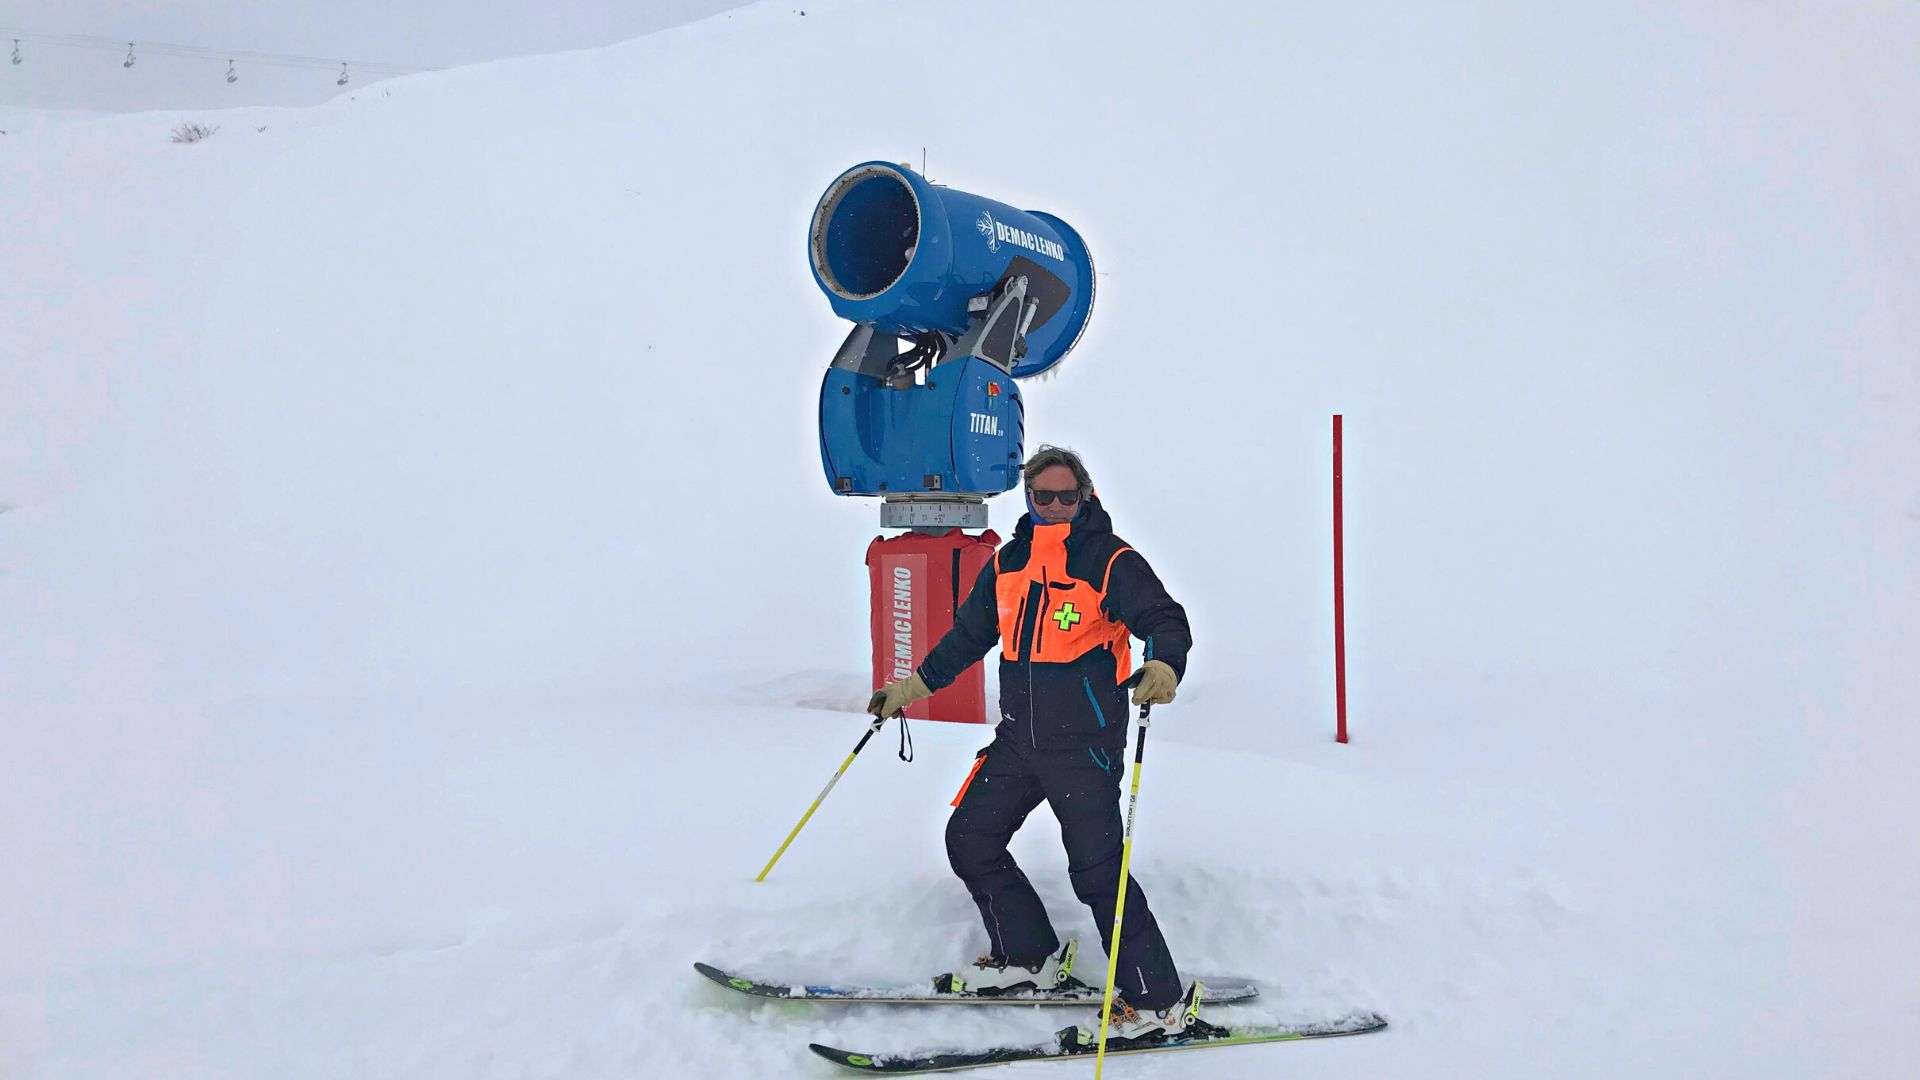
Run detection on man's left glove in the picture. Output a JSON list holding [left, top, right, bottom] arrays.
[[867, 672, 933, 719], [1130, 660, 1179, 707]]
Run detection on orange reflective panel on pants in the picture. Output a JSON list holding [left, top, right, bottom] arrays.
[[950, 752, 989, 807]]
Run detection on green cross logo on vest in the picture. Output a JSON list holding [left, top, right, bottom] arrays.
[[1051, 601, 1082, 632]]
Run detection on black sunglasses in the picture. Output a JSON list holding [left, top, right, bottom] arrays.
[[1029, 487, 1082, 506]]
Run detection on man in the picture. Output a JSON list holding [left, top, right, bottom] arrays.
[[868, 445, 1198, 1043]]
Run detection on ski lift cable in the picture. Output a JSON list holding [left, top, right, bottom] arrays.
[[0, 27, 421, 75]]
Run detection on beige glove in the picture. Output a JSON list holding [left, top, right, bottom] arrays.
[[1130, 660, 1178, 707], [867, 672, 933, 718]]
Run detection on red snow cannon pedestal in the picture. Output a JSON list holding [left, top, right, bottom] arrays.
[[866, 529, 999, 724]]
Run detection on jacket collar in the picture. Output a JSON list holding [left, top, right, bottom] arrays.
[[1013, 493, 1113, 549]]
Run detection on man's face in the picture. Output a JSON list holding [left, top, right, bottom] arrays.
[[1027, 464, 1083, 525]]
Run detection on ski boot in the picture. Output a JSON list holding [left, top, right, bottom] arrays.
[[1067, 980, 1209, 1049], [934, 939, 1081, 996]]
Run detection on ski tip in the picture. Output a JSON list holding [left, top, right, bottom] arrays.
[[1336, 1010, 1390, 1034], [693, 962, 767, 996], [808, 1044, 886, 1071]]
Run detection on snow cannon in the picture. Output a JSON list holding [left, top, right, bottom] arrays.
[[810, 161, 1096, 531]]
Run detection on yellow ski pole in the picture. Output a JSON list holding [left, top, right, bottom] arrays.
[[755, 715, 886, 882], [1095, 684, 1153, 1079]]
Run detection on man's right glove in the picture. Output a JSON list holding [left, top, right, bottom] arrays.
[[867, 672, 933, 718]]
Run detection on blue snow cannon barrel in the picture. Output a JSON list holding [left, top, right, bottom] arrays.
[[808, 161, 1095, 379]]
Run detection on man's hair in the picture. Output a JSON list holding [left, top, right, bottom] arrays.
[[1022, 445, 1093, 496]]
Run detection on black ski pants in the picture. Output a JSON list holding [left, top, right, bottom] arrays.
[[944, 733, 1183, 1010]]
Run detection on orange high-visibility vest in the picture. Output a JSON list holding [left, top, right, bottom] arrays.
[[993, 520, 1134, 684]]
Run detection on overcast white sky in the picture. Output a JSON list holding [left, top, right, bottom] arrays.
[[0, 0, 754, 112]]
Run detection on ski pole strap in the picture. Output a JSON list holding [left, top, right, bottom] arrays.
[[1122, 668, 1154, 724], [896, 710, 913, 762]]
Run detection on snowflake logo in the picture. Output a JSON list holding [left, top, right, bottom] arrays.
[[976, 210, 998, 252]]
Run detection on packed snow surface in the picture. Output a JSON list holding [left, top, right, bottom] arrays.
[[3, 1, 1917, 1077]]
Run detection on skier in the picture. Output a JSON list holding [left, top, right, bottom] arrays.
[[868, 445, 1199, 1043]]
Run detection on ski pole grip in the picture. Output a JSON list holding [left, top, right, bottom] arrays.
[[855, 714, 886, 744], [1123, 669, 1153, 724]]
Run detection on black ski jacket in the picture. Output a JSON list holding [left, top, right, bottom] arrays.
[[916, 495, 1191, 750]]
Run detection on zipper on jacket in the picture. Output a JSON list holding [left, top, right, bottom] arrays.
[[1014, 580, 1045, 661], [1033, 568, 1050, 656], [1082, 676, 1108, 729], [1009, 595, 1028, 661]]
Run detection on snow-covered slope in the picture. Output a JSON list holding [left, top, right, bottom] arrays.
[[3, 1, 1917, 1076]]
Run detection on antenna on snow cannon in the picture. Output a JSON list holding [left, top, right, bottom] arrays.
[[810, 160, 1096, 531]]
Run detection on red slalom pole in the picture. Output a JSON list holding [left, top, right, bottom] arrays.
[[1333, 414, 1348, 744]]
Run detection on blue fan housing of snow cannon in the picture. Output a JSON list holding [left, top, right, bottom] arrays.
[[809, 162, 1092, 499], [808, 162, 1095, 381]]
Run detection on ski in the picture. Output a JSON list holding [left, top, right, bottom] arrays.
[[808, 1011, 1388, 1074], [694, 961, 1259, 1007]]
